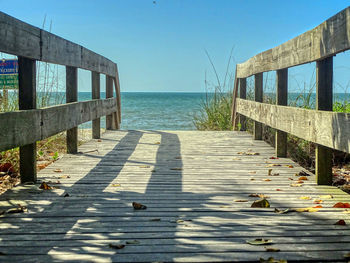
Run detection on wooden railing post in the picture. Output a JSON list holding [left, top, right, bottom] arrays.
[[66, 66, 78, 154], [275, 69, 288, 157], [254, 73, 263, 140], [315, 57, 333, 185], [18, 57, 37, 183], [238, 78, 247, 131], [92, 72, 100, 139], [106, 75, 116, 130]]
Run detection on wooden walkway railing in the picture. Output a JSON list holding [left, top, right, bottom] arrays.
[[231, 6, 350, 185], [0, 12, 121, 183]]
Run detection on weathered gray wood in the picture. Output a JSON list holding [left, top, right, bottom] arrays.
[[0, 12, 41, 60], [106, 75, 115, 130], [1, 130, 349, 262], [315, 57, 333, 185], [230, 67, 239, 129], [238, 78, 247, 131], [66, 66, 78, 154], [236, 99, 350, 153], [114, 67, 122, 123], [254, 73, 263, 140], [92, 72, 101, 139], [236, 7, 350, 78], [275, 69, 288, 157], [0, 11, 117, 76], [18, 57, 37, 183]]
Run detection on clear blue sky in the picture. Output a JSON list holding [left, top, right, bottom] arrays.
[[1, 0, 350, 92]]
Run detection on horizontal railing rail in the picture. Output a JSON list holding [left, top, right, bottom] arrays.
[[0, 11, 121, 183], [232, 6, 350, 185]]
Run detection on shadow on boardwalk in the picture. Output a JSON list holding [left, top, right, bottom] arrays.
[[0, 130, 350, 262]]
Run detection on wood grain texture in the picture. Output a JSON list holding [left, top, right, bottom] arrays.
[[238, 78, 247, 131], [92, 72, 101, 139], [0, 130, 349, 262], [254, 73, 263, 140], [236, 7, 350, 78], [275, 69, 288, 157], [315, 57, 333, 185], [0, 98, 117, 152], [236, 98, 350, 153], [66, 66, 78, 154], [0, 11, 116, 76], [18, 57, 37, 183]]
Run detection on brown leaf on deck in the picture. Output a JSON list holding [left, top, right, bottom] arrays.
[[132, 202, 147, 210], [263, 179, 272, 182], [108, 243, 125, 249], [39, 182, 52, 190], [139, 165, 151, 168], [4, 204, 27, 214], [260, 257, 287, 263], [293, 207, 319, 212], [234, 199, 248, 202], [54, 169, 63, 173], [251, 199, 270, 208], [269, 157, 279, 159], [299, 196, 311, 200], [274, 208, 290, 214], [298, 176, 308, 181], [333, 202, 350, 208], [170, 168, 182, 171]]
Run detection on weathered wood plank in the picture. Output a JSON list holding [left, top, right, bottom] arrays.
[[315, 57, 333, 185], [237, 7, 350, 78], [275, 69, 288, 157], [18, 57, 37, 183], [238, 78, 247, 131], [0, 99, 117, 152], [0, 11, 116, 76], [92, 72, 101, 139], [66, 66, 78, 154], [236, 99, 350, 153], [254, 73, 263, 140]]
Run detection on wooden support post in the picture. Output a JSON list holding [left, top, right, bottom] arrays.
[[316, 57, 333, 185], [66, 66, 78, 154], [106, 76, 115, 130], [18, 57, 37, 183], [254, 73, 263, 140], [238, 78, 247, 131], [275, 69, 288, 157], [92, 72, 100, 139]]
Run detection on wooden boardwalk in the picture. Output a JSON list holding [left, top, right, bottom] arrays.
[[0, 130, 350, 262]]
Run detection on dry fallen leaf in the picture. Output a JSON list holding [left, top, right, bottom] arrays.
[[333, 202, 350, 208], [249, 193, 270, 199], [249, 171, 257, 174], [111, 184, 121, 187], [234, 199, 248, 202], [286, 165, 294, 168], [54, 169, 63, 173], [238, 152, 260, 156], [288, 178, 294, 180], [313, 205, 323, 208], [132, 202, 147, 210], [334, 219, 346, 225], [97, 139, 102, 142], [59, 175, 70, 179], [298, 176, 308, 181], [4, 204, 27, 215], [313, 199, 323, 204], [265, 247, 281, 252], [268, 169, 272, 176], [299, 196, 311, 200], [251, 199, 270, 208], [154, 142, 160, 145], [250, 178, 255, 181], [39, 182, 52, 190], [108, 244, 125, 249], [263, 179, 272, 182], [269, 157, 279, 159], [149, 218, 161, 222], [139, 165, 151, 168], [246, 238, 272, 245], [276, 189, 282, 191]]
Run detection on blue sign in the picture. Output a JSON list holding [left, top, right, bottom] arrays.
[[0, 59, 18, 75]]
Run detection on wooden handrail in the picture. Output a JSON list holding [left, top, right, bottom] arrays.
[[236, 7, 350, 78], [0, 12, 121, 183], [0, 12, 117, 76], [232, 7, 350, 185]]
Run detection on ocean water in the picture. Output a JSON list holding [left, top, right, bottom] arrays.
[[79, 92, 206, 130]]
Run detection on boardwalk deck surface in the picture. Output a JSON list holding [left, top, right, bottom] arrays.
[[0, 130, 350, 262]]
